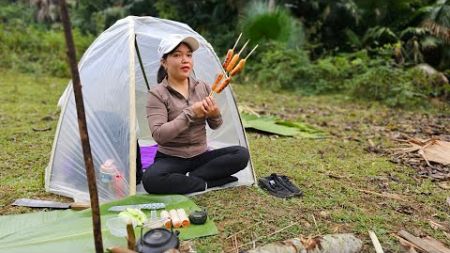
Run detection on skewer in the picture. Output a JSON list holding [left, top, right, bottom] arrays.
[[245, 44, 258, 60], [222, 33, 243, 69], [232, 33, 243, 50], [225, 40, 250, 73], [237, 40, 249, 56]]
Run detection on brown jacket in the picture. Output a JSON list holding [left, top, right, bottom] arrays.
[[146, 76, 223, 158]]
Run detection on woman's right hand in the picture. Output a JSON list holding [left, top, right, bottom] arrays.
[[191, 101, 208, 118]]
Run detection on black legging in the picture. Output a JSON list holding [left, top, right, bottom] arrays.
[[142, 146, 249, 194]]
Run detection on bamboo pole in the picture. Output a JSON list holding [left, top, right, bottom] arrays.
[[58, 1, 103, 252], [126, 223, 136, 251]]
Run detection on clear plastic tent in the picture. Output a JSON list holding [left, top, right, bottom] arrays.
[[45, 16, 256, 202]]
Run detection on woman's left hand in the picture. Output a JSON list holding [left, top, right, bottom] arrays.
[[202, 96, 220, 118]]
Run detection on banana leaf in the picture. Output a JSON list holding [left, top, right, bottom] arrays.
[[241, 113, 326, 138], [0, 194, 217, 253]]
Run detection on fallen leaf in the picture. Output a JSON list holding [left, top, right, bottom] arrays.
[[438, 181, 450, 190], [318, 211, 330, 218]]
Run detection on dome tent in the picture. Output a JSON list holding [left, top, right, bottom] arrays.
[[45, 16, 256, 202]]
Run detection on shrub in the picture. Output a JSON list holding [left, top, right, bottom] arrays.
[[249, 42, 312, 91], [0, 22, 94, 77], [348, 66, 435, 107], [240, 1, 305, 48]]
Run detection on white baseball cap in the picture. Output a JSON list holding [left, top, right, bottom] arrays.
[[157, 34, 200, 59]]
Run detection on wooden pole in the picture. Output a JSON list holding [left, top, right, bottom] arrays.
[[126, 223, 136, 251], [58, 1, 103, 252]]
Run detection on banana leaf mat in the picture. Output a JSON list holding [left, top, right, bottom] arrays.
[[0, 194, 218, 253]]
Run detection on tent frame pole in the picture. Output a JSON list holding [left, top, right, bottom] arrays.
[[134, 35, 150, 91]]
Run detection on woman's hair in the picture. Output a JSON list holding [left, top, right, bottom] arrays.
[[157, 42, 193, 83]]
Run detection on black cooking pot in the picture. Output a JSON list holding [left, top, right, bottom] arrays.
[[136, 228, 179, 253]]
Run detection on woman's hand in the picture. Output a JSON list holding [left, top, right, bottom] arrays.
[[202, 96, 220, 118], [191, 101, 207, 118]]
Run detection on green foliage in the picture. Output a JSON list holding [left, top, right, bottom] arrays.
[[0, 1, 35, 25], [363, 26, 399, 47], [240, 1, 305, 48], [246, 40, 447, 108], [0, 23, 94, 77], [0, 1, 94, 77], [348, 66, 441, 107], [153, 0, 240, 54], [249, 42, 368, 94], [250, 42, 312, 91]]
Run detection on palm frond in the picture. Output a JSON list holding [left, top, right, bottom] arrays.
[[240, 1, 305, 47], [421, 0, 450, 43]]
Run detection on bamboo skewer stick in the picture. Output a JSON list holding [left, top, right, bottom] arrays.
[[237, 40, 249, 56], [232, 33, 243, 51], [245, 44, 259, 60]]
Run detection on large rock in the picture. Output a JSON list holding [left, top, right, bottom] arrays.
[[416, 63, 449, 85]]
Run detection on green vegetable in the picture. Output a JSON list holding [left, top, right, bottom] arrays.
[[118, 208, 147, 226]]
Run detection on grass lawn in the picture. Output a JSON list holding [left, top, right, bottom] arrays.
[[1, 68, 449, 252]]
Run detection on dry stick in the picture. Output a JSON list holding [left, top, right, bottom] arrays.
[[226, 221, 264, 239], [312, 214, 321, 234], [369, 230, 384, 253], [418, 149, 433, 167], [252, 232, 257, 249], [58, 1, 103, 252], [227, 222, 298, 253], [234, 235, 239, 253], [353, 188, 407, 202]]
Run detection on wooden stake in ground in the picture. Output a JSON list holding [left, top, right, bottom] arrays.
[[58, 0, 103, 252], [126, 223, 136, 251]]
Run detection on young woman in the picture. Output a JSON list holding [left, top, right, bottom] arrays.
[[142, 34, 249, 194]]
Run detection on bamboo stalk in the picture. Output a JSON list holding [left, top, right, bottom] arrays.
[[58, 1, 103, 252]]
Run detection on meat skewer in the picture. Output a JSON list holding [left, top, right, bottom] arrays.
[[225, 40, 249, 73], [230, 44, 258, 77], [214, 76, 232, 93], [209, 73, 224, 96], [222, 33, 243, 69], [210, 44, 259, 96]]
